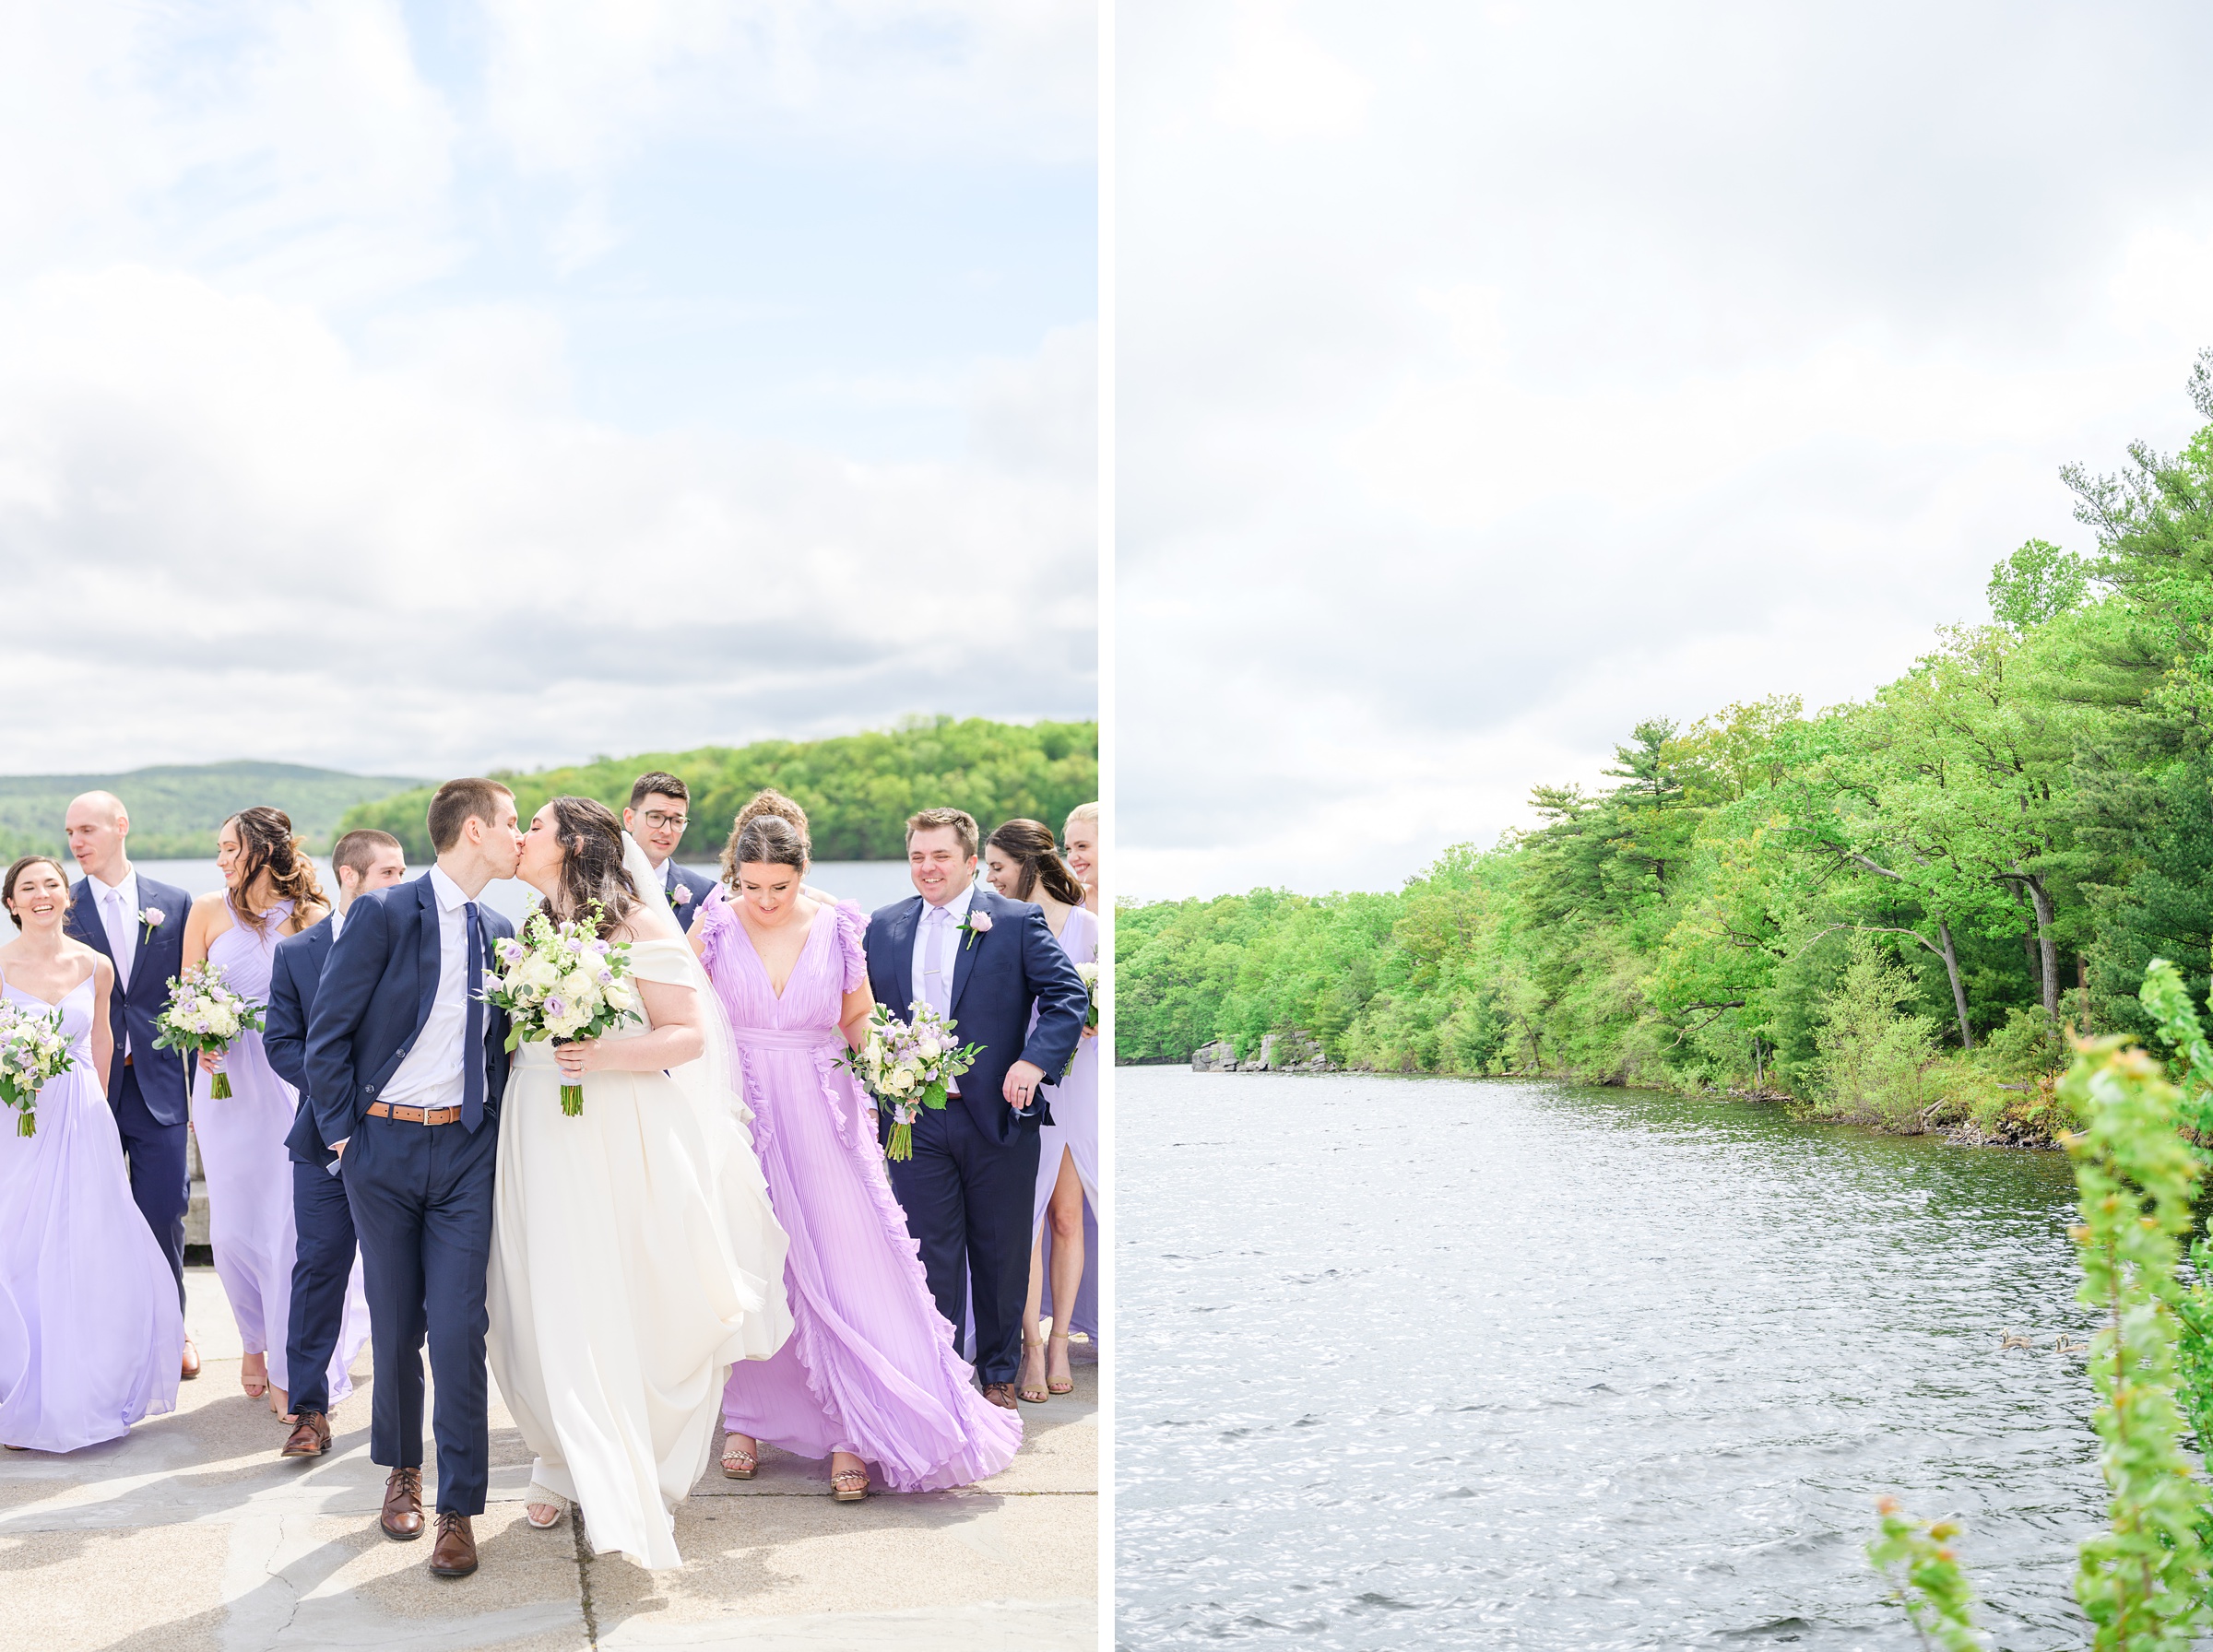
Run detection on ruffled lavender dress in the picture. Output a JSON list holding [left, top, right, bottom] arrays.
[[1035, 903, 1100, 1340], [201, 901, 369, 1403], [0, 967, 182, 1449], [699, 891, 1022, 1491]]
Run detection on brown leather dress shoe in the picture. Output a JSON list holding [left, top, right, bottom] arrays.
[[180, 1339, 201, 1381], [381, 1467, 425, 1541], [429, 1512, 478, 1578], [982, 1381, 1020, 1410], [280, 1412, 331, 1458]]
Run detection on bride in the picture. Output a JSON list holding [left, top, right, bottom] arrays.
[[487, 796, 793, 1569]]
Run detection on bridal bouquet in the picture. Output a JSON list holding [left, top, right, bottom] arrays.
[[0, 1000, 73, 1137], [1061, 962, 1102, 1079], [843, 1001, 982, 1162], [479, 907, 640, 1116], [155, 963, 264, 1098]]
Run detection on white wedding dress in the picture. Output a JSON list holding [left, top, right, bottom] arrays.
[[487, 836, 793, 1570]]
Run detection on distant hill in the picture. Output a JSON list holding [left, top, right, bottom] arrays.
[[337, 716, 1099, 863], [0, 761, 427, 860]]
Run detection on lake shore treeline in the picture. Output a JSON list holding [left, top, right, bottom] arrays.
[[338, 715, 1098, 862], [1119, 370, 2213, 1145]]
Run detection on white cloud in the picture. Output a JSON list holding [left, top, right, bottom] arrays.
[[0, 268, 1093, 773], [1120, 0, 2213, 900], [1210, 0, 1370, 141]]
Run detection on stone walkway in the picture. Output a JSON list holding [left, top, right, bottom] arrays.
[[0, 1271, 1098, 1651]]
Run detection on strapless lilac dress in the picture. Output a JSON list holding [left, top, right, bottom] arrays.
[[699, 891, 1022, 1491], [0, 967, 182, 1449], [201, 901, 368, 1402]]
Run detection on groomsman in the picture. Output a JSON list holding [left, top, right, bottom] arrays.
[[307, 780, 519, 1579], [62, 790, 198, 1379], [863, 808, 1088, 1407], [622, 771, 715, 932], [264, 828, 407, 1460]]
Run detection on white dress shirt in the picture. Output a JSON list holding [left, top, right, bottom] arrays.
[[379, 867, 478, 1112], [88, 867, 141, 990]]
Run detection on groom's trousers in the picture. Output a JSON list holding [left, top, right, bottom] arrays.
[[342, 1112, 498, 1516], [883, 1100, 1041, 1386], [110, 1064, 189, 1311]]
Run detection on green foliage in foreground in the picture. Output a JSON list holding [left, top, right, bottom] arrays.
[[0, 761, 423, 860], [1119, 363, 2213, 1144], [1871, 965, 2213, 1650], [337, 716, 1097, 864]]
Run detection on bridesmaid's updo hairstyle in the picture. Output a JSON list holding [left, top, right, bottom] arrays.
[[2, 855, 68, 929], [720, 790, 811, 886], [543, 795, 639, 938], [225, 807, 327, 930], [986, 819, 1087, 906]]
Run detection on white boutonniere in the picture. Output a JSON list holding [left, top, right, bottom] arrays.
[[139, 906, 166, 943], [959, 907, 992, 950]]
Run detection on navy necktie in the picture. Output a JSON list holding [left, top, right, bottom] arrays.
[[462, 901, 484, 1131]]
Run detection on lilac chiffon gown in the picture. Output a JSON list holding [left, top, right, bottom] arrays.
[[699, 890, 1022, 1491], [201, 901, 369, 1402], [0, 967, 182, 1449], [1034, 903, 1099, 1341]]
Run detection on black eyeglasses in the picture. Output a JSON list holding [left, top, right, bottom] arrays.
[[641, 810, 689, 832]]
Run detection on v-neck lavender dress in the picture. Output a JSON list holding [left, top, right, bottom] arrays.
[[0, 968, 183, 1450], [698, 890, 1022, 1491], [201, 900, 369, 1401]]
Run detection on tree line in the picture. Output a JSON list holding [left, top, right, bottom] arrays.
[[1118, 364, 2213, 1142], [338, 716, 1098, 863]]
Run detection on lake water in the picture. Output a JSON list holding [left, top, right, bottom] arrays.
[[72, 859, 924, 926], [1117, 1067, 2102, 1650]]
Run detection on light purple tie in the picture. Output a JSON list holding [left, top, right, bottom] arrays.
[[923, 906, 954, 1019]]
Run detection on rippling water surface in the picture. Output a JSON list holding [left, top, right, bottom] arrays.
[[1117, 1068, 2105, 1650]]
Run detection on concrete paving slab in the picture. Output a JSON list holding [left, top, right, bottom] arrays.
[[0, 1269, 1098, 1650]]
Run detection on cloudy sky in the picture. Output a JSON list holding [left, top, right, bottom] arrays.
[[0, 2, 1095, 779], [1121, 0, 2213, 898]]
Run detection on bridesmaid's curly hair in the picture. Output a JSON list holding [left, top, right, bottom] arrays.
[[543, 796, 639, 938], [719, 789, 811, 887], [986, 819, 1087, 906], [224, 808, 326, 932]]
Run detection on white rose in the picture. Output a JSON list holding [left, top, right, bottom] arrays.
[[889, 1068, 916, 1093], [604, 980, 634, 1012], [518, 957, 561, 991]]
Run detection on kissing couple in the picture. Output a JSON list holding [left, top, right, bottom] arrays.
[[302, 778, 791, 1576]]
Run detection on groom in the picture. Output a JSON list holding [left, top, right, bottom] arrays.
[[306, 780, 519, 1580], [865, 808, 1088, 1407]]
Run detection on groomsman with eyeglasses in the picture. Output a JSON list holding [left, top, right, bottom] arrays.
[[622, 772, 715, 933]]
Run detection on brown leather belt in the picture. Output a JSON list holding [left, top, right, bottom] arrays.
[[365, 1101, 463, 1126]]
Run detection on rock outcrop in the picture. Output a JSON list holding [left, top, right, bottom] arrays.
[[1191, 1040, 1239, 1072]]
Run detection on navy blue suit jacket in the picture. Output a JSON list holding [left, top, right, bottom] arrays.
[[659, 861, 718, 936], [266, 914, 337, 1168], [302, 876, 514, 1152], [65, 871, 193, 1125], [863, 886, 1088, 1147]]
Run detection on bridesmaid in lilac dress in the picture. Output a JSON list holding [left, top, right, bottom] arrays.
[[982, 819, 1099, 1404], [183, 808, 357, 1422], [695, 794, 1021, 1500], [0, 855, 183, 1450]]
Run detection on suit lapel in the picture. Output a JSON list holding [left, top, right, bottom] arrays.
[[949, 885, 984, 1015], [884, 897, 921, 1013], [413, 881, 442, 1033], [71, 879, 115, 974]]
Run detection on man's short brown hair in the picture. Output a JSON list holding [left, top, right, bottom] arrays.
[[427, 779, 515, 853], [905, 807, 978, 859], [331, 828, 403, 883], [628, 772, 689, 809]]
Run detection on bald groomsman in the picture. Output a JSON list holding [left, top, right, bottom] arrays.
[[63, 790, 199, 1378], [622, 772, 715, 933]]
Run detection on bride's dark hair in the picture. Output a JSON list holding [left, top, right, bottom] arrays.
[[542, 796, 639, 937]]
